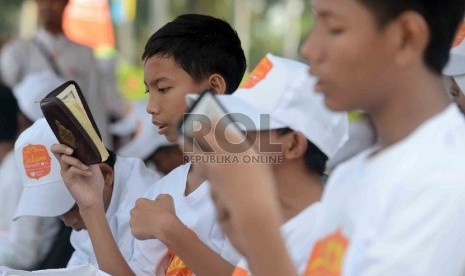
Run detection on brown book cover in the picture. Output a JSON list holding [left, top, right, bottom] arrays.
[[40, 81, 109, 165]]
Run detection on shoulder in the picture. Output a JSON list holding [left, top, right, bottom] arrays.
[[115, 156, 159, 187], [143, 163, 191, 198]]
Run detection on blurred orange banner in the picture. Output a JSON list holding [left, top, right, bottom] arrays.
[[63, 0, 115, 51]]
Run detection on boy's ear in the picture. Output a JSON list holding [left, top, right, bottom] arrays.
[[391, 11, 429, 68], [208, 74, 227, 95], [282, 131, 308, 161], [98, 163, 114, 188]]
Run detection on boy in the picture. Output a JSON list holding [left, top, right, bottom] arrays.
[[13, 118, 156, 268], [52, 14, 247, 275], [195, 0, 465, 275]]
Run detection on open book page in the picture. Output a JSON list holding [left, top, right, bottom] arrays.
[[56, 84, 109, 161]]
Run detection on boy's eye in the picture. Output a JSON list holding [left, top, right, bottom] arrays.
[[158, 87, 171, 94], [328, 27, 344, 35]]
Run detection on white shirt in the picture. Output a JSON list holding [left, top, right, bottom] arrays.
[[303, 105, 465, 276], [129, 163, 241, 276], [233, 203, 321, 276], [0, 28, 110, 146], [0, 151, 59, 269], [67, 157, 157, 267]]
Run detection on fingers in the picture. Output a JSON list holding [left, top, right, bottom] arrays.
[[50, 143, 73, 161], [60, 154, 89, 171]]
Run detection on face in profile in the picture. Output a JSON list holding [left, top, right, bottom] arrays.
[[300, 0, 398, 112], [144, 55, 209, 142]]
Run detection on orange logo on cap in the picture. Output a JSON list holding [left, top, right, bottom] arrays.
[[23, 144, 52, 180], [453, 22, 465, 48], [242, 56, 273, 89], [304, 229, 349, 276]]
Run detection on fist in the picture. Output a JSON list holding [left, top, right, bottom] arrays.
[[130, 194, 179, 240]]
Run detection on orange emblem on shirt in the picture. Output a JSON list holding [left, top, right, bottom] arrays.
[[242, 56, 273, 89], [453, 22, 465, 47], [22, 144, 52, 180], [304, 229, 349, 276], [232, 266, 249, 276], [165, 252, 193, 276]]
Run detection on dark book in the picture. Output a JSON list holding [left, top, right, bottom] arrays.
[[40, 81, 109, 165]]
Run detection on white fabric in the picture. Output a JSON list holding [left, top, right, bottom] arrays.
[[186, 54, 349, 159], [67, 157, 157, 267], [128, 163, 241, 275], [0, 151, 59, 269], [303, 105, 465, 276], [0, 264, 110, 275], [0, 28, 110, 147], [234, 203, 321, 275]]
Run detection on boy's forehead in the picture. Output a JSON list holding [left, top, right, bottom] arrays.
[[143, 55, 182, 83], [312, 0, 367, 17]]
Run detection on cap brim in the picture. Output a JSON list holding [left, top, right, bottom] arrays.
[[13, 179, 75, 221], [444, 53, 465, 76], [186, 94, 287, 131]]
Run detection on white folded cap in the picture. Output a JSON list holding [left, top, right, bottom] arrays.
[[13, 70, 67, 122], [187, 53, 349, 159]]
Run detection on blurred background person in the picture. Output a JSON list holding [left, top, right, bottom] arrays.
[[0, 0, 112, 148], [0, 71, 73, 270]]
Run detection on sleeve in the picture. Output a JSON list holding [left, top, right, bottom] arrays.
[[354, 171, 465, 276], [0, 216, 58, 269], [0, 39, 26, 87]]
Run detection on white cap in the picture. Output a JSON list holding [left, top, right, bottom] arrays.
[[188, 53, 349, 159], [13, 118, 75, 220], [443, 23, 465, 93], [13, 70, 67, 122], [114, 101, 174, 160], [326, 115, 376, 170]]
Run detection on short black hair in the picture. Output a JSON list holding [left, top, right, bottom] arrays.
[[357, 0, 465, 74], [277, 128, 328, 176], [0, 84, 19, 141], [142, 14, 247, 94]]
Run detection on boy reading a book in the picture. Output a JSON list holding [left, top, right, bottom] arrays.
[[13, 118, 157, 268], [52, 14, 247, 275], [192, 0, 465, 275]]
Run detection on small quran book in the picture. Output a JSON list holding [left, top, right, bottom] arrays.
[[40, 81, 109, 165]]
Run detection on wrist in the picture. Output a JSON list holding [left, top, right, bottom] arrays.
[[79, 202, 105, 218], [159, 215, 190, 247]]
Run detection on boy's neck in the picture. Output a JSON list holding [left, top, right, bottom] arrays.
[[369, 69, 449, 149], [274, 163, 322, 223], [186, 163, 206, 196]]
